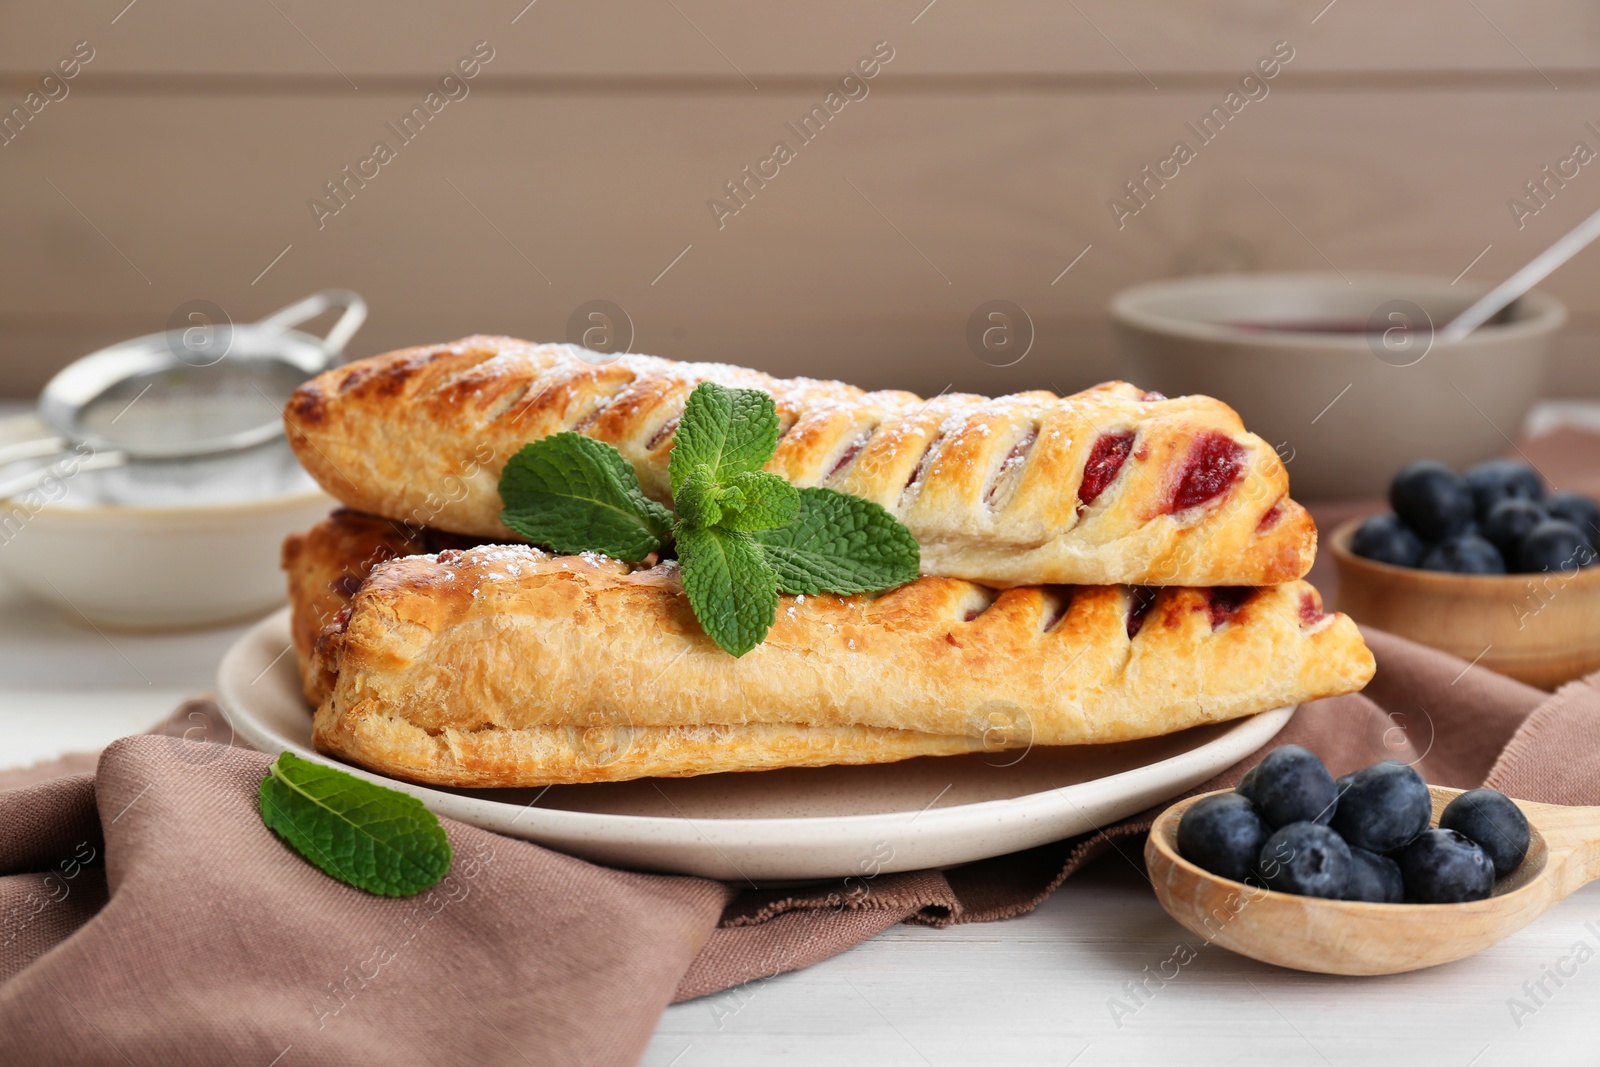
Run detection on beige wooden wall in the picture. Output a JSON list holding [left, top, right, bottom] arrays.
[[2, 0, 1599, 399]]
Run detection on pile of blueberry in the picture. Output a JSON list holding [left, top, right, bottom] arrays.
[[1351, 458, 1599, 574], [1176, 745, 1530, 903]]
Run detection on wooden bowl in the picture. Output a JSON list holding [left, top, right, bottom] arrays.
[[1329, 518, 1600, 689], [1145, 786, 1574, 976]]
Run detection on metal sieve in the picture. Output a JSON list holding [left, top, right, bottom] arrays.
[[0, 290, 365, 500]]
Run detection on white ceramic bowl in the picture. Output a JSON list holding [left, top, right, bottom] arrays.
[[0, 414, 332, 630], [1112, 272, 1566, 500]]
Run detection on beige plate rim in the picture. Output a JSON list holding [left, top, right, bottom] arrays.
[[216, 608, 1296, 880]]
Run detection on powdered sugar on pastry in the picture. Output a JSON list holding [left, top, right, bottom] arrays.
[[284, 337, 1315, 587]]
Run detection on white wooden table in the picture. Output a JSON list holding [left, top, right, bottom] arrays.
[[3, 572, 1597, 1067]]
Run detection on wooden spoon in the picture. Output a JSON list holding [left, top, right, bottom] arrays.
[[1144, 785, 1600, 975]]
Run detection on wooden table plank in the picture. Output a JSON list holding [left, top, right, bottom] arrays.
[[2, 0, 1595, 78], [647, 860, 1600, 1066]]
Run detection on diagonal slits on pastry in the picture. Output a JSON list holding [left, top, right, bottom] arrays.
[[284, 336, 1316, 587], [307, 542, 1373, 788]]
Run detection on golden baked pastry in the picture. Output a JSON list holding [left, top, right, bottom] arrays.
[[309, 542, 1373, 787], [284, 336, 1315, 587], [281, 508, 488, 704], [284, 512, 997, 779]]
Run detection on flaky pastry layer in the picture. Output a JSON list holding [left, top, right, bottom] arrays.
[[281, 508, 477, 705], [285, 512, 1010, 785], [309, 540, 1373, 787], [284, 336, 1315, 587]]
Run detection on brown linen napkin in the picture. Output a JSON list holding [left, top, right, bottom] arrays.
[[3, 629, 1598, 1066]]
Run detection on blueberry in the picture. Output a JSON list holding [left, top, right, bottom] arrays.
[[1440, 788, 1530, 878], [1419, 534, 1506, 575], [1517, 520, 1597, 574], [1177, 793, 1271, 883], [1482, 498, 1546, 561], [1330, 760, 1432, 852], [1350, 513, 1426, 568], [1542, 492, 1600, 551], [1398, 829, 1495, 903], [1463, 459, 1544, 520], [1252, 745, 1337, 827], [1390, 461, 1474, 541], [1343, 847, 1405, 904], [1236, 764, 1260, 803], [1258, 823, 1352, 899]]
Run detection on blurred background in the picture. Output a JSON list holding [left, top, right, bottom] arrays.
[[4, 0, 1599, 401]]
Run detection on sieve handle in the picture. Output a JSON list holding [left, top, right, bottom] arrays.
[[254, 290, 368, 356], [0, 448, 128, 502], [0, 435, 70, 469]]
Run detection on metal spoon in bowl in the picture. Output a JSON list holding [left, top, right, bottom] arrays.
[[1144, 785, 1600, 975], [1440, 203, 1600, 343], [0, 290, 365, 501]]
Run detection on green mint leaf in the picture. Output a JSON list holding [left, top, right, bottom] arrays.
[[717, 471, 800, 532], [668, 382, 780, 495], [675, 468, 725, 528], [676, 523, 778, 656], [499, 433, 673, 562], [754, 487, 920, 594], [259, 752, 451, 897]]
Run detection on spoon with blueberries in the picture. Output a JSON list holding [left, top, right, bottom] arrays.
[[1144, 745, 1600, 975], [1352, 457, 1598, 575]]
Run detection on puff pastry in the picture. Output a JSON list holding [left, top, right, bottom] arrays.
[[285, 512, 1008, 782], [284, 336, 1315, 587], [281, 508, 481, 705], [309, 541, 1373, 787]]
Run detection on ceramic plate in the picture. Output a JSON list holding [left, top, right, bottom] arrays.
[[217, 610, 1294, 882]]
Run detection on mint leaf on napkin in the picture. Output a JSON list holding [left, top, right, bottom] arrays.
[[668, 381, 780, 495], [676, 524, 779, 658], [499, 432, 673, 562], [259, 752, 452, 897], [755, 486, 921, 594]]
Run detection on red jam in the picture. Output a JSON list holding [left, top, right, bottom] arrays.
[[1079, 431, 1135, 506], [647, 414, 682, 450], [827, 430, 873, 480], [1207, 587, 1255, 629], [827, 446, 861, 480], [1167, 433, 1245, 513], [1256, 501, 1285, 532], [1125, 587, 1158, 638], [904, 437, 939, 490], [1299, 592, 1328, 626], [1040, 588, 1071, 632], [985, 430, 1037, 506]]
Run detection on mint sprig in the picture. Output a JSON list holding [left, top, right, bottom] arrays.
[[499, 432, 673, 561], [498, 381, 920, 655], [755, 486, 922, 595], [259, 752, 451, 896], [718, 471, 800, 532], [677, 525, 779, 657], [668, 382, 781, 495]]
